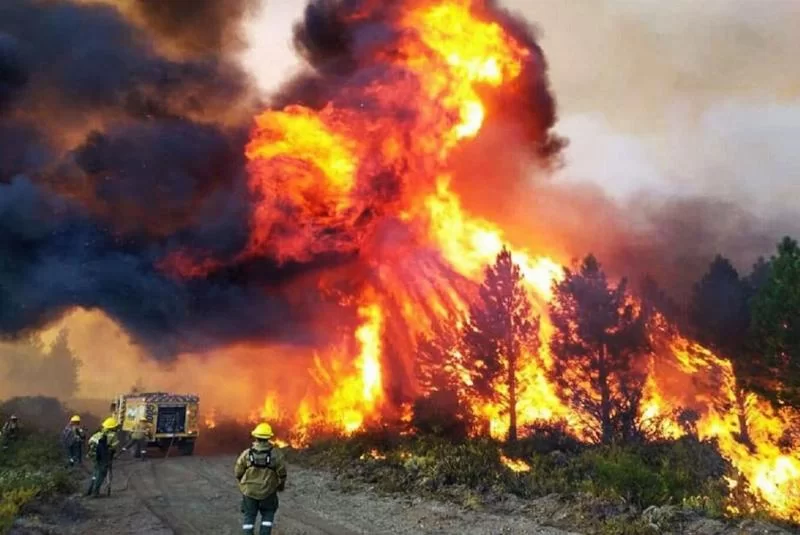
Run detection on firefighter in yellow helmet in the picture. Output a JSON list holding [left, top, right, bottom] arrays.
[[85, 417, 120, 497], [62, 415, 86, 467], [123, 416, 149, 459], [234, 422, 287, 535]]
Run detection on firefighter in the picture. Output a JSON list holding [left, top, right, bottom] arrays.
[[1, 415, 19, 448], [234, 423, 287, 535], [62, 415, 86, 467], [126, 417, 149, 459], [85, 417, 120, 497]]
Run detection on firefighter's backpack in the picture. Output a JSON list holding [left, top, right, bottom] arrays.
[[248, 447, 273, 468], [95, 434, 110, 462]]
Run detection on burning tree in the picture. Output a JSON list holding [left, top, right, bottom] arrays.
[[413, 318, 472, 438], [689, 255, 755, 448], [750, 237, 800, 409], [549, 255, 649, 444], [463, 248, 540, 443]]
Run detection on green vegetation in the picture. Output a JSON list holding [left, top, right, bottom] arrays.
[[749, 237, 800, 409], [0, 397, 91, 534], [0, 431, 76, 533], [284, 424, 794, 534]]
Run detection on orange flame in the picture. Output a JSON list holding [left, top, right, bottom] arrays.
[[500, 454, 531, 473]]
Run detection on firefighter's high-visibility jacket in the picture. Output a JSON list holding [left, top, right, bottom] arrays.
[[234, 441, 287, 500], [88, 430, 120, 461], [130, 422, 148, 441]]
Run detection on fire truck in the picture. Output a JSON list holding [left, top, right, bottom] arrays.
[[111, 392, 200, 456]]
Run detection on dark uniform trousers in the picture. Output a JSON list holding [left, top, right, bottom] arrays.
[[241, 493, 278, 535]]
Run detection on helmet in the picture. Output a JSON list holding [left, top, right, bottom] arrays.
[[10, 415, 17, 420], [102, 417, 118, 430], [251, 422, 274, 440], [70, 415, 81, 423]]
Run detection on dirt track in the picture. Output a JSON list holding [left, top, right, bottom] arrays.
[[52, 455, 577, 534]]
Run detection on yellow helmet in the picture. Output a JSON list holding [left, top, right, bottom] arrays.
[[102, 417, 118, 430], [70, 415, 81, 423], [251, 422, 274, 439]]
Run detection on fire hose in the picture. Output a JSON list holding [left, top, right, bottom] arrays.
[[99, 434, 178, 494]]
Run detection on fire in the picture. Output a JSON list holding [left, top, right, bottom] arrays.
[[204, 409, 217, 430], [272, 438, 290, 449], [500, 454, 531, 473], [359, 448, 386, 461], [165, 0, 800, 522]]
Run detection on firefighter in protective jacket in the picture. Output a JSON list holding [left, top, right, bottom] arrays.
[[86, 417, 120, 497], [234, 423, 287, 535], [62, 415, 86, 467]]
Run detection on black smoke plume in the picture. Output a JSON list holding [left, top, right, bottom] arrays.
[[0, 0, 306, 357]]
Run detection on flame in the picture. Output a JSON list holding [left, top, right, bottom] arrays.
[[360, 448, 387, 460], [500, 454, 531, 473], [164, 0, 800, 522], [204, 408, 217, 430]]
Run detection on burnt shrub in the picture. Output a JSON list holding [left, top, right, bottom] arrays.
[[511, 420, 584, 456], [411, 390, 471, 441]]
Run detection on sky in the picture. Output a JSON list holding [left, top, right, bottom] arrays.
[[241, 0, 800, 218]]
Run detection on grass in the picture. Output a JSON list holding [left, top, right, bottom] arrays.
[[284, 426, 792, 534], [0, 430, 77, 534]]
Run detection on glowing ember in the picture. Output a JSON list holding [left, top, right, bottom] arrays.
[[359, 448, 387, 461]]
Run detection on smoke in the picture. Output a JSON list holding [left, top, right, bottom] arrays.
[[1, 0, 798, 371], [0, 0, 319, 357], [450, 0, 800, 297], [127, 0, 261, 56]]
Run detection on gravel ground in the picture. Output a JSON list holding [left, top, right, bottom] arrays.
[[12, 455, 578, 534]]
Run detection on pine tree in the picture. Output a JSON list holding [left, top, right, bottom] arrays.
[[688, 255, 754, 448], [750, 237, 800, 408], [45, 329, 81, 400], [549, 255, 648, 444], [463, 247, 539, 443], [413, 318, 472, 438]]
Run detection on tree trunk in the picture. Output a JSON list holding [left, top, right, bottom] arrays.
[[508, 356, 517, 444], [599, 343, 613, 445], [735, 388, 755, 452]]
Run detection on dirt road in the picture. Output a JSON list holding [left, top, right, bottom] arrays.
[[42, 455, 577, 534]]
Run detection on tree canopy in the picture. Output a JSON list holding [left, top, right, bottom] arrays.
[[749, 237, 800, 408], [463, 247, 540, 443], [549, 255, 649, 444]]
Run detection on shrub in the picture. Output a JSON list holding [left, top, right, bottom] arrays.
[[289, 432, 760, 528], [582, 448, 668, 508], [0, 397, 69, 434], [0, 433, 76, 533], [411, 391, 472, 441], [512, 420, 584, 455], [579, 439, 729, 511]]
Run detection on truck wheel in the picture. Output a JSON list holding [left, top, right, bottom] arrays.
[[178, 440, 195, 456]]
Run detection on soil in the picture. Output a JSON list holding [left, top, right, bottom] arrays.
[[10, 454, 577, 534], [10, 454, 793, 535]]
